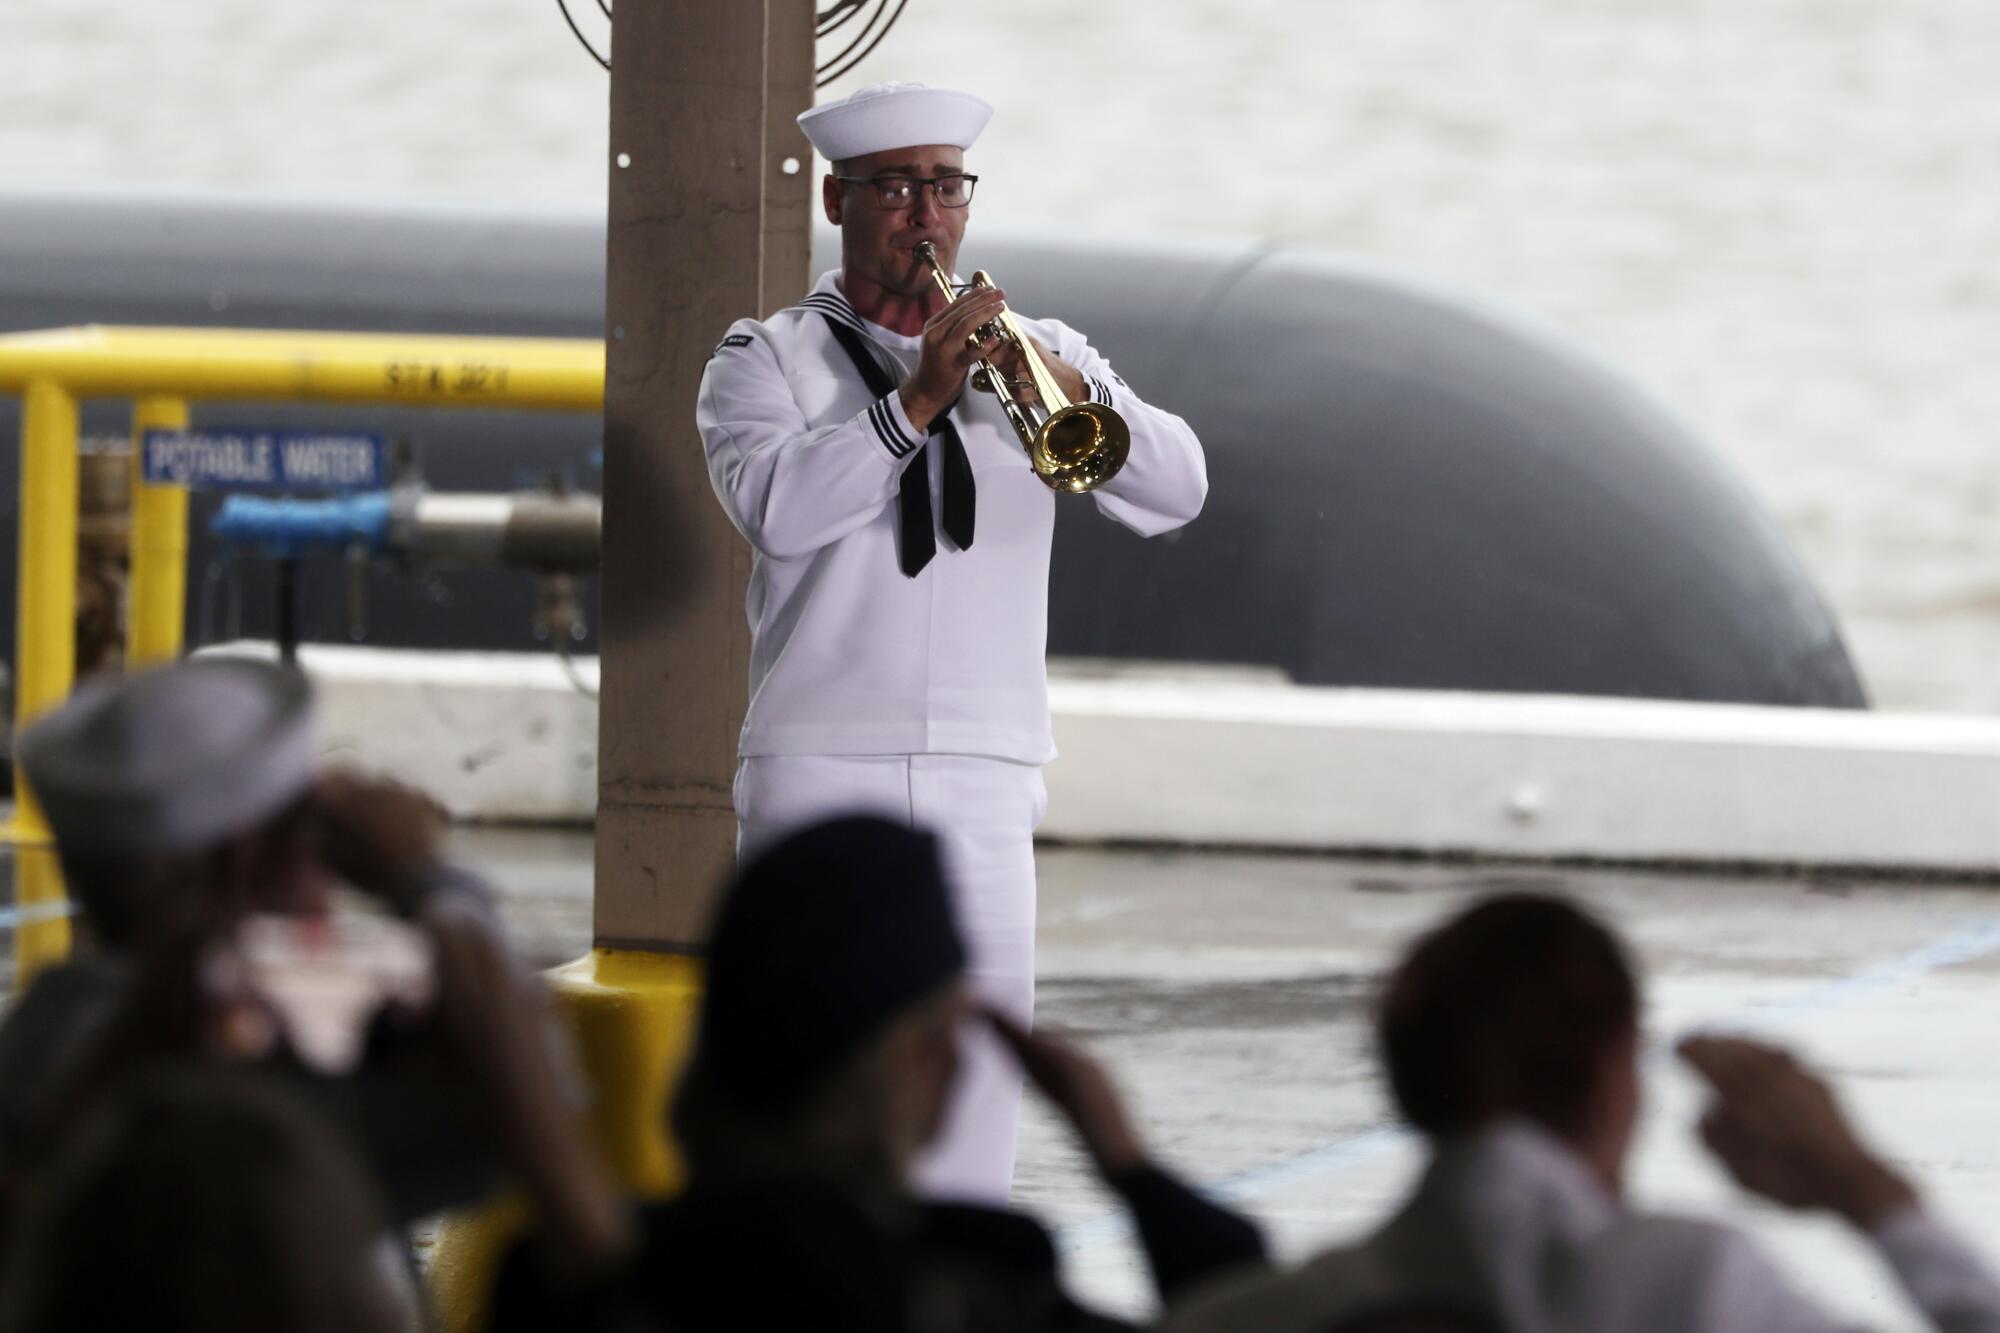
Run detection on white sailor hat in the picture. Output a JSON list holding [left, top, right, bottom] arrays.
[[17, 658, 317, 859], [797, 81, 993, 162]]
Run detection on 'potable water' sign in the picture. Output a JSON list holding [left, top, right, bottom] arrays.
[[142, 430, 387, 491]]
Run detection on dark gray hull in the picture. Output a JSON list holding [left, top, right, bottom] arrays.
[[0, 188, 1865, 707]]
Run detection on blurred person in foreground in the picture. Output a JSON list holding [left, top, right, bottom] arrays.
[[1166, 894, 2000, 1333], [0, 656, 626, 1277], [494, 815, 1265, 1332], [0, 1069, 411, 1333]]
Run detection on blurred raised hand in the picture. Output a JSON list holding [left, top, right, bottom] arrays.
[[986, 1008, 1145, 1175], [1678, 1034, 1917, 1229]]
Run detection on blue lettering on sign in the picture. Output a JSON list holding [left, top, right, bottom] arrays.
[[142, 430, 386, 491]]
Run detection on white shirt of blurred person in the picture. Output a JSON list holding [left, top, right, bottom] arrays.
[[1166, 895, 2000, 1333], [696, 81, 1208, 1202]]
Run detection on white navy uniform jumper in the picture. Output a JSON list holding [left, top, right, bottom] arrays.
[[697, 270, 1207, 1201]]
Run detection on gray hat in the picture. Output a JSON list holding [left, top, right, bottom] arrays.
[[17, 658, 316, 859]]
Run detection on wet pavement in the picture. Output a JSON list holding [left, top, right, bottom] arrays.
[[8, 829, 2000, 1327]]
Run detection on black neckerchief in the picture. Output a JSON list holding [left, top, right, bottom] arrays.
[[818, 314, 976, 577]]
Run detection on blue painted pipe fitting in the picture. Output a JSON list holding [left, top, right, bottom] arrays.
[[211, 492, 395, 559]]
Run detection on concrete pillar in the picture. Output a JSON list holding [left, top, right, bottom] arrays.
[[427, 10, 813, 1326], [594, 0, 814, 950], [761, 4, 818, 322]]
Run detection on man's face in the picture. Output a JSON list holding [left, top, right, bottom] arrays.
[[824, 143, 971, 297]]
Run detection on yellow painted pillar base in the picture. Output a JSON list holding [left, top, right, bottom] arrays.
[[427, 948, 704, 1333]]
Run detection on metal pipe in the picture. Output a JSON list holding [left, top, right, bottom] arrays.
[[274, 558, 301, 666], [397, 493, 516, 564], [128, 394, 191, 667], [12, 379, 80, 983], [0, 326, 604, 410], [218, 490, 602, 573], [403, 492, 601, 572], [212, 490, 602, 645]]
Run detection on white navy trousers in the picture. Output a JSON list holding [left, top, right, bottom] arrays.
[[733, 753, 1045, 1204]]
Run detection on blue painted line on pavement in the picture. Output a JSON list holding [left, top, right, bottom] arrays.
[[1056, 914, 2000, 1254], [1203, 1123, 1410, 1206], [1735, 916, 2000, 1030]]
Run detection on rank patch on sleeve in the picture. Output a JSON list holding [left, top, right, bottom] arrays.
[[712, 333, 755, 355]]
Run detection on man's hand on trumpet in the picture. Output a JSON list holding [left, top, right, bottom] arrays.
[[985, 326, 1086, 409], [901, 285, 1090, 428], [900, 284, 1008, 433]]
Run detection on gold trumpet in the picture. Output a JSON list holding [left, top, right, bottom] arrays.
[[916, 242, 1129, 494]]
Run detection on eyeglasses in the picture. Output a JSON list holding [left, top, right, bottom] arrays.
[[835, 173, 979, 210]]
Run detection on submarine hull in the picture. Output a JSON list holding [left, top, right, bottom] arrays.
[[0, 189, 1864, 707]]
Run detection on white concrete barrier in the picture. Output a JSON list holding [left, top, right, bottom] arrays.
[[207, 642, 600, 824], [1041, 678, 2000, 872], [213, 643, 2000, 872]]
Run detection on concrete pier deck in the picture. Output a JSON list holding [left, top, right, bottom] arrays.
[[8, 832, 1998, 1326]]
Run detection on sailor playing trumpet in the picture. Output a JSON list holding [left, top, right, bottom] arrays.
[[696, 80, 1208, 1202]]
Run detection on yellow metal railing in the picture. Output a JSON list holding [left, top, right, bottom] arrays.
[[0, 325, 606, 986]]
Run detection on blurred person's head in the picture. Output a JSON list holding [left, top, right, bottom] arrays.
[[0, 1069, 410, 1333], [17, 657, 326, 950], [673, 815, 969, 1190], [1377, 894, 1641, 1193]]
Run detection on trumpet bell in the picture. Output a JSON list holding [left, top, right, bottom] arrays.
[[1034, 402, 1130, 494], [916, 241, 1131, 495]]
